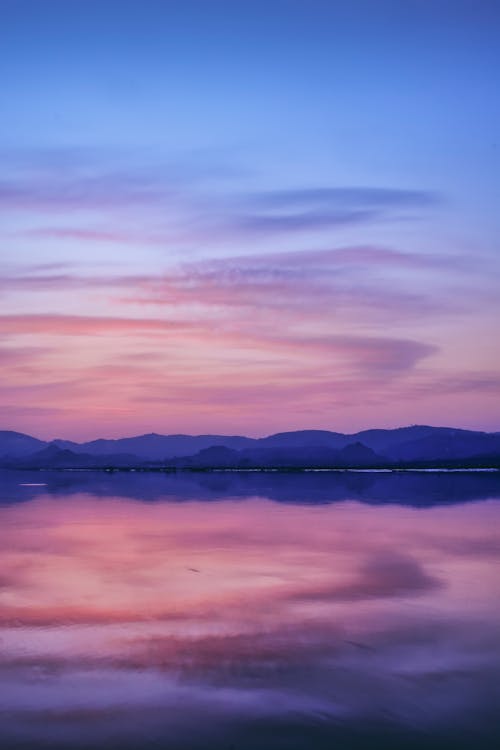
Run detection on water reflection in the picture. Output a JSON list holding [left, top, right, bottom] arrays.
[[0, 471, 499, 748], [2, 468, 500, 506]]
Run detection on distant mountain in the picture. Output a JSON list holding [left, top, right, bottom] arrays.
[[386, 431, 500, 462], [173, 445, 242, 468], [1, 426, 499, 469], [0, 430, 47, 458], [52, 433, 254, 459], [337, 441, 384, 465], [256, 430, 348, 450], [9, 445, 142, 469], [257, 443, 383, 468], [165, 440, 387, 470], [353, 425, 450, 453]]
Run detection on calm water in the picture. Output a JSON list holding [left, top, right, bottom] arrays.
[[1, 470, 499, 749]]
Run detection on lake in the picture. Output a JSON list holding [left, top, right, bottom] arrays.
[[1, 470, 499, 749]]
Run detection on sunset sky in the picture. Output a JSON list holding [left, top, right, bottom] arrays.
[[1, 0, 499, 440]]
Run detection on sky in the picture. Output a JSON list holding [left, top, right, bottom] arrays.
[[1, 0, 499, 440]]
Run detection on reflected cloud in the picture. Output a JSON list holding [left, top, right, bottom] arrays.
[[285, 552, 443, 603], [0, 479, 499, 749]]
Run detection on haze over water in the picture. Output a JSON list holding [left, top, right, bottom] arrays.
[[1, 471, 499, 749]]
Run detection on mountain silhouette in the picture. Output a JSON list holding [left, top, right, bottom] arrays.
[[1, 426, 499, 469], [0, 430, 47, 458]]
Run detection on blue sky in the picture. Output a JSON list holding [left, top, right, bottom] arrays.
[[1, 0, 499, 438]]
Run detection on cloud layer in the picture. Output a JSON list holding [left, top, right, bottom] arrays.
[[1, 150, 499, 437]]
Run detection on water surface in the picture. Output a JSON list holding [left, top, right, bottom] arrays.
[[1, 470, 499, 749]]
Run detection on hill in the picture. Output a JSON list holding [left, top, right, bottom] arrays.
[[1, 426, 499, 469]]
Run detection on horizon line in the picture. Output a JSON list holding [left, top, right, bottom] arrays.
[[2, 422, 499, 444]]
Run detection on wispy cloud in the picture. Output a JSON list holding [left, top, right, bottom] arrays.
[[119, 245, 462, 321], [0, 312, 436, 373], [0, 344, 53, 365], [1, 148, 497, 435], [0, 314, 195, 336], [0, 148, 440, 242], [236, 208, 377, 232], [0, 147, 241, 213], [233, 187, 440, 233], [1, 245, 460, 320], [247, 187, 440, 210]]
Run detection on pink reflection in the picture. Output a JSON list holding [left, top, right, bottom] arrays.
[[1, 495, 499, 628], [0, 491, 499, 747]]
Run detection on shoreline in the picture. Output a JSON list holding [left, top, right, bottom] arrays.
[[3, 466, 500, 474]]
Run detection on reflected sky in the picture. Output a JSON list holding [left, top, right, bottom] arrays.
[[1, 474, 499, 748]]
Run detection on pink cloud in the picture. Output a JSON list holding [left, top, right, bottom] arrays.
[[0, 314, 195, 336], [23, 227, 146, 244], [113, 246, 465, 322], [0, 313, 435, 374], [0, 241, 498, 437], [0, 246, 471, 325]]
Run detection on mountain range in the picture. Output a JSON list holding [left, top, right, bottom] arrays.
[[1, 426, 500, 469]]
